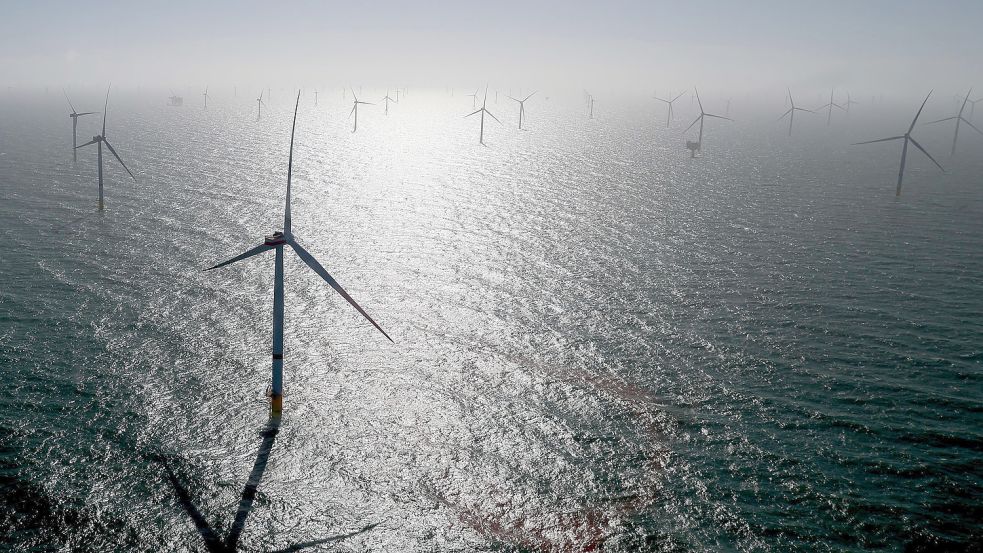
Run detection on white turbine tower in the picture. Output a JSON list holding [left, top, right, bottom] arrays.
[[349, 88, 374, 132], [75, 87, 136, 210], [381, 90, 396, 115], [467, 89, 479, 109], [925, 88, 983, 157], [207, 91, 392, 414], [256, 90, 265, 120], [202, 85, 209, 109], [465, 86, 502, 145], [64, 90, 97, 162], [853, 91, 944, 196]]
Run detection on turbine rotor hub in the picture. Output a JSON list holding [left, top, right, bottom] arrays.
[[265, 232, 287, 246]]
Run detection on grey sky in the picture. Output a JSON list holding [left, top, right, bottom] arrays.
[[2, 0, 981, 95]]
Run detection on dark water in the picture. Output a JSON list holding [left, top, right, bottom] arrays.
[[1, 90, 981, 551]]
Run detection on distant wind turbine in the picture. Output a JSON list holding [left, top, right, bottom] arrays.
[[778, 89, 816, 136], [314, 89, 318, 106], [349, 88, 374, 132], [925, 88, 983, 157], [206, 91, 392, 414], [589, 95, 595, 119], [256, 90, 265, 120], [75, 87, 137, 210], [845, 92, 860, 112], [853, 91, 944, 196], [202, 86, 209, 109], [467, 89, 479, 109], [64, 90, 97, 162], [817, 88, 846, 126], [683, 88, 732, 151], [464, 86, 502, 145], [654, 91, 684, 128], [381, 90, 396, 115], [968, 96, 982, 119], [507, 91, 536, 129]]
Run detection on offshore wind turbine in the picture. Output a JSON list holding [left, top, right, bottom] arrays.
[[654, 91, 684, 128], [314, 89, 318, 106], [349, 88, 374, 132], [381, 90, 396, 115], [817, 88, 846, 126], [853, 91, 944, 196], [845, 92, 860, 112], [75, 87, 137, 210], [64, 90, 97, 162], [778, 89, 816, 136], [207, 91, 391, 414], [256, 90, 265, 120], [926, 88, 983, 157], [466, 89, 479, 109], [968, 96, 982, 119], [507, 91, 536, 129], [202, 86, 209, 109], [683, 88, 732, 151], [464, 86, 502, 145]]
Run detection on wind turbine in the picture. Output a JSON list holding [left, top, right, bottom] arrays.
[[654, 91, 684, 128], [589, 95, 595, 119], [845, 92, 860, 112], [925, 88, 983, 157], [464, 86, 502, 145], [683, 88, 732, 151], [206, 91, 391, 414], [968, 96, 982, 119], [349, 88, 374, 132], [507, 91, 536, 129], [64, 90, 97, 162], [314, 89, 318, 106], [202, 86, 209, 109], [778, 89, 816, 136], [466, 89, 479, 109], [381, 90, 396, 115], [817, 88, 846, 126], [75, 87, 137, 210], [853, 91, 944, 196], [256, 90, 265, 120]]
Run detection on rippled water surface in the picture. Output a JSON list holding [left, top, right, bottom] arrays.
[[1, 90, 981, 551]]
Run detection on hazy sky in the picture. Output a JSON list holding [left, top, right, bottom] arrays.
[[2, 0, 981, 95]]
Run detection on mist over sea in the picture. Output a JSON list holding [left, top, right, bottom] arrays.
[[1, 88, 981, 551]]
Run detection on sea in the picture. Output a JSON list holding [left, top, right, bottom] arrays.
[[1, 88, 981, 551]]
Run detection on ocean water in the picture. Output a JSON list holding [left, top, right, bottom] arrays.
[[1, 89, 981, 552]]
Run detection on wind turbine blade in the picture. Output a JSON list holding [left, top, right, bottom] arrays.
[[76, 112, 97, 116], [287, 238, 393, 342], [507, 95, 519, 103], [778, 109, 792, 121], [523, 91, 537, 101], [961, 118, 983, 136], [795, 107, 817, 114], [75, 138, 99, 149], [672, 92, 685, 102], [464, 109, 481, 118], [486, 109, 503, 125], [205, 243, 274, 271], [694, 88, 703, 113], [852, 136, 905, 146], [704, 114, 732, 121], [683, 115, 701, 133], [349, 105, 356, 119], [925, 116, 958, 125], [102, 139, 136, 181], [63, 89, 77, 114], [350, 87, 358, 102], [285, 90, 300, 234], [654, 97, 669, 104], [909, 91, 933, 133], [102, 86, 110, 137], [908, 137, 945, 172]]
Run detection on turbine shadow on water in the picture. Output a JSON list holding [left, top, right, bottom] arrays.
[[161, 415, 379, 552]]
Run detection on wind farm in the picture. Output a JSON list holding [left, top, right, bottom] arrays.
[[3, 2, 983, 552]]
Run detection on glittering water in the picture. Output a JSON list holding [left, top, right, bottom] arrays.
[[1, 89, 981, 552]]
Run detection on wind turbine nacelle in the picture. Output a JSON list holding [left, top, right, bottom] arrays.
[[265, 232, 287, 246]]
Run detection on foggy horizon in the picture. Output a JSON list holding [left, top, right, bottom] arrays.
[[3, 0, 983, 95]]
